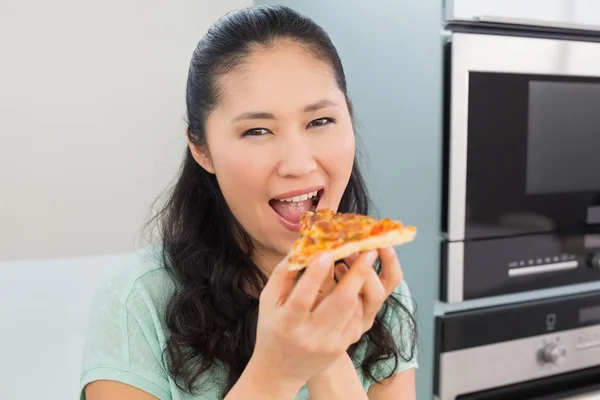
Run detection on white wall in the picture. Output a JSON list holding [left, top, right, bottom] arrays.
[[1, 0, 247, 261], [0, 0, 250, 398]]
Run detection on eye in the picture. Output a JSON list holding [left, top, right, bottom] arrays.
[[307, 117, 336, 128], [242, 128, 271, 137]]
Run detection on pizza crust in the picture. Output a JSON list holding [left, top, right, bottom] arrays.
[[287, 226, 416, 271]]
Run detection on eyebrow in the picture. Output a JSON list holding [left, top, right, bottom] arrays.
[[304, 99, 338, 112], [231, 99, 338, 122], [232, 111, 275, 122]]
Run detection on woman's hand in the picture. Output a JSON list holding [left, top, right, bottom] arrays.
[[306, 246, 405, 399], [340, 246, 404, 296], [327, 246, 404, 337], [241, 250, 380, 397]]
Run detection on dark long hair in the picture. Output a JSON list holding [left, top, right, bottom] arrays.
[[150, 4, 417, 397]]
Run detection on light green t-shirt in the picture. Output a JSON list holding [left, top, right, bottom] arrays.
[[80, 246, 418, 399]]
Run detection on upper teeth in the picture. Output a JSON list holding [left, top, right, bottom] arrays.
[[279, 190, 319, 202]]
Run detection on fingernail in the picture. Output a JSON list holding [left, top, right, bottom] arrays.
[[317, 252, 332, 268], [364, 250, 378, 264]]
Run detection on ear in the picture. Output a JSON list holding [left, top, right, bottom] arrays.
[[187, 134, 215, 174]]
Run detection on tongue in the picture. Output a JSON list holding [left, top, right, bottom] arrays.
[[270, 199, 313, 223]]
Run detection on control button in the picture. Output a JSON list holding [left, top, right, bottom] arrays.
[[588, 253, 600, 269], [538, 343, 566, 365]]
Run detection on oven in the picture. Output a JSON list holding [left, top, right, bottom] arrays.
[[441, 22, 600, 303], [435, 290, 600, 399]]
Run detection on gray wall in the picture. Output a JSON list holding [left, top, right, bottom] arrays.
[[254, 1, 443, 398]]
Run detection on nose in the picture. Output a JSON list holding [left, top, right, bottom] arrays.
[[276, 134, 318, 178]]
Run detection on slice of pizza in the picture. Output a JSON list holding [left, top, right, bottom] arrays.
[[287, 208, 417, 271]]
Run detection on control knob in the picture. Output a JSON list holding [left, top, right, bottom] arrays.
[[538, 342, 566, 365], [588, 252, 600, 269]]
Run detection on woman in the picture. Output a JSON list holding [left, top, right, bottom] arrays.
[[81, 4, 418, 400]]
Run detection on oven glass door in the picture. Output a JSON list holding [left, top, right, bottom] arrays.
[[465, 71, 600, 240]]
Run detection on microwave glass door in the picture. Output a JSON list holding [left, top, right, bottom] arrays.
[[465, 71, 600, 239], [447, 33, 600, 241]]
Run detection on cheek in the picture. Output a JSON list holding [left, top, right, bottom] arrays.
[[326, 129, 355, 181], [341, 133, 356, 165], [212, 149, 267, 199]]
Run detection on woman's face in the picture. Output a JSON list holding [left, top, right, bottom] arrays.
[[193, 42, 355, 268]]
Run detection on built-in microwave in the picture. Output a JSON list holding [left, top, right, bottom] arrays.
[[441, 24, 600, 303]]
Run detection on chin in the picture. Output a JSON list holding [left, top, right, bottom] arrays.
[[257, 235, 295, 264]]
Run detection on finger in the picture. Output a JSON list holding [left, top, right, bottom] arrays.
[[313, 250, 377, 330], [320, 263, 337, 295], [341, 311, 365, 345], [260, 254, 299, 307], [361, 267, 387, 324], [378, 247, 404, 296], [340, 265, 386, 345], [344, 253, 359, 266], [313, 263, 337, 309], [334, 263, 349, 282], [334, 251, 377, 296], [284, 252, 333, 316]]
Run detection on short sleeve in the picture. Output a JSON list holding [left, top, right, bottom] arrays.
[[364, 280, 419, 385], [79, 269, 172, 400]]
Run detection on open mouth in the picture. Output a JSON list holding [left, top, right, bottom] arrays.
[[269, 188, 323, 231]]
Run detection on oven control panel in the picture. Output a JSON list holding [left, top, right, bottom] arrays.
[[443, 229, 600, 302], [435, 290, 600, 400], [438, 325, 600, 400]]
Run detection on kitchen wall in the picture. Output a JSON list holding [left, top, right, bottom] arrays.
[[254, 0, 444, 398], [0, 0, 249, 398], [1, 1, 444, 398], [1, 0, 232, 261]]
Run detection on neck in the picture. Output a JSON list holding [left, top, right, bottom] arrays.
[[252, 245, 286, 277], [240, 245, 284, 299], [231, 221, 285, 276]]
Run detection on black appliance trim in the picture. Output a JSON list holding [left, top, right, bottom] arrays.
[[437, 290, 600, 352], [455, 364, 600, 400], [440, 40, 451, 236], [433, 316, 443, 395], [439, 241, 449, 303]]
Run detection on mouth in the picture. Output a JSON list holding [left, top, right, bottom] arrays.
[[269, 187, 324, 232]]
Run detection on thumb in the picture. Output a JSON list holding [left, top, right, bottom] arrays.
[[261, 254, 299, 307]]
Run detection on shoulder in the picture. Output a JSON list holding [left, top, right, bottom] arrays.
[[91, 244, 176, 318], [385, 280, 418, 365], [386, 279, 417, 326], [80, 245, 177, 399], [390, 279, 415, 311], [84, 244, 178, 352]]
